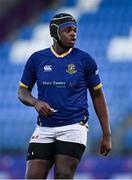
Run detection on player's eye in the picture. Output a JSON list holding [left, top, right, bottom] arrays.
[[66, 29, 71, 33], [74, 28, 77, 33]]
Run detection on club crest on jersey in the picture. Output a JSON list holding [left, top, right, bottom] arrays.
[[66, 64, 77, 74]]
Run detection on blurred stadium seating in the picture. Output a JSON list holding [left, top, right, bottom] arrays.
[[0, 0, 132, 178]]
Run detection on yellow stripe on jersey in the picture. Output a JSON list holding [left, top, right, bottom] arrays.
[[51, 46, 73, 58], [94, 83, 102, 90], [19, 82, 28, 89]]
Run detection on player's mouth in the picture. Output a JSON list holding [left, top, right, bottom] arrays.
[[69, 38, 76, 44]]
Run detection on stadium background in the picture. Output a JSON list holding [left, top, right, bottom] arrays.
[[0, 0, 132, 179]]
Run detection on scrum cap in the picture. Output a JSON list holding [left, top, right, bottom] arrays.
[[50, 13, 77, 41]]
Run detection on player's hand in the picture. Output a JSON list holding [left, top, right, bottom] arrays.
[[100, 134, 112, 156], [34, 100, 54, 116]]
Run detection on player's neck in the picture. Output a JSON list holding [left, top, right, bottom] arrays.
[[52, 41, 70, 55]]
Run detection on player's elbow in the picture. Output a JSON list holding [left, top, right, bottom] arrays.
[[17, 86, 28, 102], [17, 87, 23, 101]]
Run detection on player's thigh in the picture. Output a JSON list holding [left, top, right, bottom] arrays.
[[54, 140, 85, 179], [54, 154, 79, 179], [26, 159, 53, 179], [26, 142, 54, 179]]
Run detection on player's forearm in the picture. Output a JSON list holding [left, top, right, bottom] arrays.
[[90, 88, 111, 136], [17, 86, 37, 107], [95, 100, 111, 136]]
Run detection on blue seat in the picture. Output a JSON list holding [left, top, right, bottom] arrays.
[[62, 0, 77, 7], [17, 25, 33, 40], [39, 10, 55, 23], [122, 127, 132, 151]]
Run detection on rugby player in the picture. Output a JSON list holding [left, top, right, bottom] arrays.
[[18, 13, 112, 179]]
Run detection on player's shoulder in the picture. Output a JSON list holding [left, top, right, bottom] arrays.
[[74, 48, 96, 63], [32, 48, 51, 57], [27, 48, 51, 64]]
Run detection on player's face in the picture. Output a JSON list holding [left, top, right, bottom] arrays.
[[59, 26, 77, 48]]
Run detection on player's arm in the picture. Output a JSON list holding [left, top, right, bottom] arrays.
[[18, 85, 37, 106], [18, 53, 54, 116], [89, 87, 112, 156], [18, 86, 53, 116]]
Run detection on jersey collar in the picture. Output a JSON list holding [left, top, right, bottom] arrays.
[[51, 46, 73, 58]]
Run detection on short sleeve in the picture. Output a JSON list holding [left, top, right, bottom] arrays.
[[20, 53, 36, 91], [85, 55, 102, 90]]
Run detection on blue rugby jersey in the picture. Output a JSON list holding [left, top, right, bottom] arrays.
[[20, 47, 102, 127]]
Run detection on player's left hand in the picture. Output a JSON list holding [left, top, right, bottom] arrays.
[[100, 134, 112, 156]]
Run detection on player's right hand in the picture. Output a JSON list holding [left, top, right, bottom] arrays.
[[100, 134, 112, 156], [34, 100, 54, 116]]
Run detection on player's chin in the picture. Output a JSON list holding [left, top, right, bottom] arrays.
[[66, 42, 75, 48]]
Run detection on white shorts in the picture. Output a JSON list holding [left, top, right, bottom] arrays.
[[30, 123, 88, 147]]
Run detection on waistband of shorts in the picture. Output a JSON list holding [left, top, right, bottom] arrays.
[[37, 115, 89, 127]]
